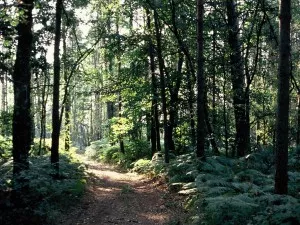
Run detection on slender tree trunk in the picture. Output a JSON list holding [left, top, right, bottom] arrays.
[[168, 53, 183, 152], [296, 92, 300, 146], [51, 0, 63, 173], [12, 0, 34, 175], [39, 72, 48, 155], [212, 26, 217, 131], [118, 94, 125, 153], [62, 24, 71, 151], [146, 9, 161, 155], [204, 98, 220, 155], [196, 0, 205, 158], [226, 0, 249, 157], [154, 11, 169, 163], [116, 12, 125, 154], [275, 0, 291, 195], [1, 72, 7, 112], [223, 80, 229, 157], [186, 62, 196, 147]]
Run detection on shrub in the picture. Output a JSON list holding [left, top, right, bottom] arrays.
[[0, 135, 12, 161], [0, 153, 87, 225], [132, 159, 151, 174]]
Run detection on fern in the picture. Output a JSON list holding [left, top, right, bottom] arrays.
[[201, 194, 259, 225], [206, 186, 235, 197]]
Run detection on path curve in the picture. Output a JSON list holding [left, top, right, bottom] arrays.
[[59, 160, 186, 225]]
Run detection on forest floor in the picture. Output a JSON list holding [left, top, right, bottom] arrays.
[[59, 158, 187, 225]]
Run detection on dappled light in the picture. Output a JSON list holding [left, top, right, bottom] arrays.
[[1, 0, 299, 224], [59, 158, 185, 225]]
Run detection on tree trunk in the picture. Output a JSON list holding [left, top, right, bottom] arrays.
[[186, 62, 196, 147], [196, 0, 205, 158], [39, 72, 48, 155], [226, 0, 249, 157], [116, 12, 125, 154], [210, 24, 218, 132], [296, 92, 300, 146], [1, 71, 7, 112], [146, 9, 161, 155], [275, 0, 291, 195], [154, 11, 169, 163], [12, 0, 34, 175], [168, 53, 184, 152], [51, 0, 63, 173], [118, 94, 125, 153], [62, 24, 71, 151]]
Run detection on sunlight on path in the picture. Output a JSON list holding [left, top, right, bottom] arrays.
[[59, 158, 185, 225]]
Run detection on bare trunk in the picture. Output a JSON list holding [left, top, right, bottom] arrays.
[[154, 11, 169, 163], [275, 0, 291, 195], [12, 0, 34, 175], [226, 0, 249, 157], [196, 0, 205, 158], [146, 9, 161, 155], [51, 0, 63, 173]]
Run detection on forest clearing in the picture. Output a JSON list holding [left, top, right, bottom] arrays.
[[1, 0, 300, 224]]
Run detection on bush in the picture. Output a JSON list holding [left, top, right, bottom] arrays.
[[85, 138, 110, 159], [132, 159, 151, 174], [85, 139, 151, 169], [0, 135, 12, 160], [0, 153, 87, 225]]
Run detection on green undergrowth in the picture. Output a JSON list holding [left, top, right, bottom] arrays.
[[0, 135, 12, 161], [167, 150, 300, 225], [0, 150, 87, 225], [85, 139, 167, 179], [85, 139, 153, 169]]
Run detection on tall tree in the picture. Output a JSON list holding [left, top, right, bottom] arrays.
[[51, 0, 63, 172], [196, 0, 205, 158], [274, 0, 291, 195], [154, 10, 169, 163], [226, 0, 249, 157], [146, 9, 161, 155], [12, 0, 34, 175]]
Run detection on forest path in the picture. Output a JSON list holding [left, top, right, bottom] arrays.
[[59, 158, 186, 225]]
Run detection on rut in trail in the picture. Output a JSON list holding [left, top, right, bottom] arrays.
[[59, 160, 186, 225]]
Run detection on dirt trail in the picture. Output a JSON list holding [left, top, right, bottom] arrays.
[[59, 160, 186, 225]]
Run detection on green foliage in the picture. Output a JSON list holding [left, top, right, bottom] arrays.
[[0, 135, 12, 160], [109, 117, 133, 143], [0, 111, 12, 137], [200, 194, 259, 225], [0, 153, 87, 224], [85, 138, 110, 159], [132, 159, 151, 174], [30, 138, 51, 156], [85, 139, 151, 169], [165, 152, 300, 225], [126, 139, 152, 161], [168, 154, 197, 183]]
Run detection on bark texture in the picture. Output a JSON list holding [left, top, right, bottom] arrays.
[[226, 0, 249, 157], [12, 0, 34, 175], [196, 0, 205, 158], [275, 0, 291, 195], [51, 0, 63, 170]]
